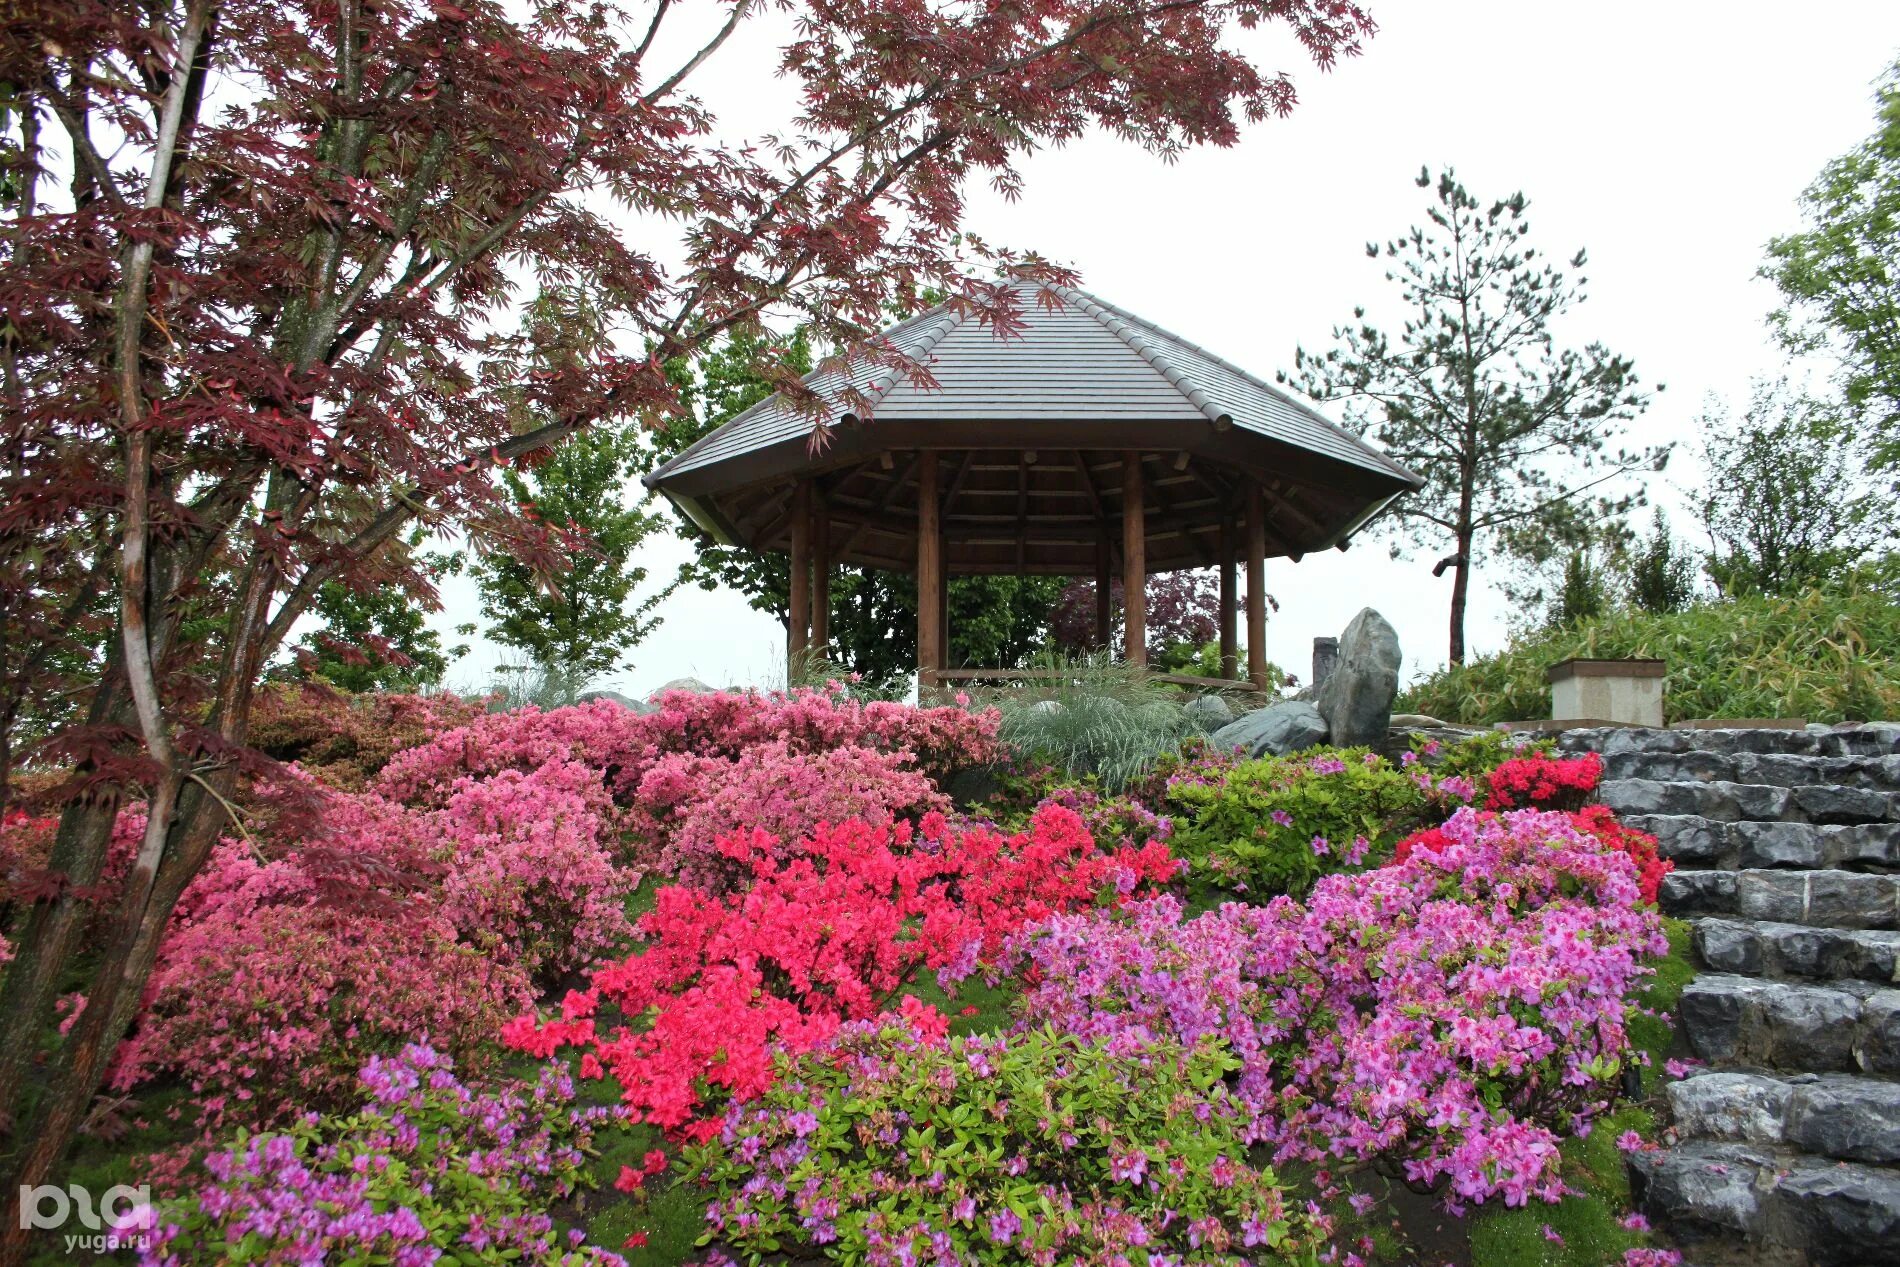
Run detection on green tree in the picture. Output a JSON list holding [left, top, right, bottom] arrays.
[[654, 328, 1061, 681], [1763, 59, 1900, 466], [295, 534, 465, 692], [1695, 380, 1893, 597], [1626, 510, 1698, 614], [473, 425, 676, 676], [1286, 168, 1665, 664]]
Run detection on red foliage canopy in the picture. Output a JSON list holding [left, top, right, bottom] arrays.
[[0, 0, 1376, 1223]]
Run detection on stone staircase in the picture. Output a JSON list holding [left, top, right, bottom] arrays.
[[1557, 724, 1900, 1267]]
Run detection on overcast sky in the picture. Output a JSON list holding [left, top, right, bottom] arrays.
[[431, 0, 1900, 699]]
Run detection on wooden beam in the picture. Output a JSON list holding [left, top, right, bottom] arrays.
[[1122, 451, 1146, 667], [917, 455, 943, 686], [1219, 517, 1237, 680], [789, 480, 811, 663], [1246, 482, 1268, 689], [833, 453, 918, 560], [811, 486, 830, 658]]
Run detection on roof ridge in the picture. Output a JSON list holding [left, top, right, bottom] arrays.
[[1055, 285, 1233, 428], [839, 304, 965, 424], [1076, 287, 1419, 484]]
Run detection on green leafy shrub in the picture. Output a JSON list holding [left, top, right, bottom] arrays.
[[690, 1017, 1312, 1266], [1163, 749, 1476, 897], [1400, 580, 1900, 724]]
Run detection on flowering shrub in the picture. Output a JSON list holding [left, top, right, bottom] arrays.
[[1009, 807, 1669, 1208], [691, 1015, 1313, 1266], [647, 741, 949, 891], [434, 760, 639, 985], [501, 806, 1175, 1136], [248, 682, 485, 790], [378, 686, 999, 810], [1395, 805, 1670, 906], [113, 839, 530, 1125], [141, 1045, 625, 1267], [1162, 749, 1477, 896], [1484, 751, 1603, 811]]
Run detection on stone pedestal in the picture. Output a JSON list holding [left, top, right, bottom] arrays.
[[1547, 658, 1665, 727]]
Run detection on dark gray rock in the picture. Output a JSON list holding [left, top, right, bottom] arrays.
[[1182, 694, 1235, 732], [1733, 820, 1829, 869], [1696, 919, 1765, 975], [1865, 992, 1900, 1075], [1679, 975, 1865, 1072], [1629, 1140, 1770, 1242], [1662, 869, 1740, 918], [1775, 1157, 1900, 1266], [1211, 700, 1328, 759], [1667, 1072, 1790, 1144], [1735, 871, 1811, 924], [1784, 1075, 1900, 1163], [1793, 783, 1898, 825], [1805, 871, 1900, 930], [1627, 814, 1732, 864], [1312, 608, 1401, 748]]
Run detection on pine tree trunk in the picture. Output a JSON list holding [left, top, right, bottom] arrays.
[[1449, 551, 1471, 666]]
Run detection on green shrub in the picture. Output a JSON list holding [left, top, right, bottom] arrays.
[[1163, 749, 1465, 897], [1400, 582, 1900, 724], [690, 1019, 1312, 1266], [989, 653, 1199, 790]]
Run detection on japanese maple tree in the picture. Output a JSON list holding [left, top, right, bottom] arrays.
[[0, 0, 1376, 1237]]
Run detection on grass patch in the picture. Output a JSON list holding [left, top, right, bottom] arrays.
[[1400, 580, 1900, 724]]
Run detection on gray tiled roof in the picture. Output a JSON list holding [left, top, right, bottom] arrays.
[[648, 283, 1419, 487]]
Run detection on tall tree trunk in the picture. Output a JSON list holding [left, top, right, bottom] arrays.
[[1448, 544, 1471, 666]]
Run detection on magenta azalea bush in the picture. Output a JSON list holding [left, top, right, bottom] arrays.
[[1007, 807, 1669, 1208], [141, 1045, 625, 1267]]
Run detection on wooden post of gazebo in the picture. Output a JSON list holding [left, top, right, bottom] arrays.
[[1122, 451, 1146, 667], [788, 479, 811, 662], [811, 486, 830, 658], [917, 454, 943, 687], [1218, 517, 1238, 679], [1093, 533, 1112, 651], [1245, 484, 1268, 689]]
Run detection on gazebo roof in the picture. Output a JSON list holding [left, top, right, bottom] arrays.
[[645, 283, 1422, 574]]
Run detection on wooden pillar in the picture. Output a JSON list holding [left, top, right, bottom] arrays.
[[1245, 483, 1268, 689], [811, 486, 830, 659], [1094, 533, 1112, 651], [1219, 517, 1238, 680], [938, 544, 951, 670], [1122, 451, 1146, 667], [788, 479, 811, 664], [917, 454, 942, 687]]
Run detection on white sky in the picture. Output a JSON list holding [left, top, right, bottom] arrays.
[[432, 0, 1900, 699]]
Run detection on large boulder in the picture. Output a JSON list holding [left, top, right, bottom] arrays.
[[1314, 609, 1402, 747], [1211, 700, 1328, 759], [645, 676, 715, 703], [577, 689, 653, 713], [1183, 694, 1235, 732]]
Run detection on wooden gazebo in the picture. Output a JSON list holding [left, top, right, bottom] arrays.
[[644, 284, 1422, 688]]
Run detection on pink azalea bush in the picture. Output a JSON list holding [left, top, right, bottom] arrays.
[[1007, 806, 1669, 1209], [113, 837, 532, 1126], [141, 1045, 626, 1267], [645, 740, 949, 892]]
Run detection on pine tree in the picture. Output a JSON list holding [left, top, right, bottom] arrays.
[[1286, 168, 1665, 663]]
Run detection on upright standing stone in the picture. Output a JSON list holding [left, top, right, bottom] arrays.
[[1314, 609, 1401, 747], [1312, 637, 1339, 690]]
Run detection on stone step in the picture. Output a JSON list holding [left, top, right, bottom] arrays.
[[1667, 1071, 1900, 1164], [1600, 778, 1900, 825], [1601, 750, 1900, 791], [1662, 870, 1900, 929], [1677, 974, 1900, 1074], [1629, 1138, 1900, 1265], [1695, 918, 1900, 984], [1625, 815, 1900, 871], [1560, 723, 1900, 759]]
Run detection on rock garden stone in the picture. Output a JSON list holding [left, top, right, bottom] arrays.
[[1210, 700, 1328, 759], [1182, 694, 1234, 732], [577, 689, 652, 713], [1312, 608, 1400, 747], [647, 676, 715, 701]]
